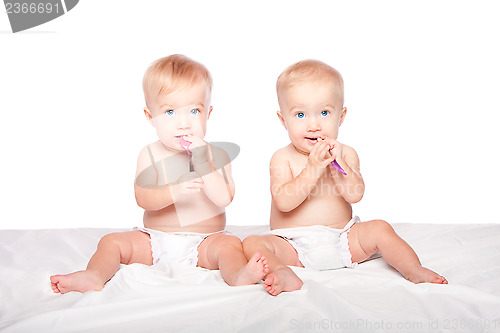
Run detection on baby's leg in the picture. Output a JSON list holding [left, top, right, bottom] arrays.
[[242, 235, 304, 295], [197, 233, 268, 286], [50, 230, 152, 293], [348, 220, 447, 284]]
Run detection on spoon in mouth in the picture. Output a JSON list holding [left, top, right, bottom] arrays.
[[179, 136, 192, 154], [179, 136, 194, 171]]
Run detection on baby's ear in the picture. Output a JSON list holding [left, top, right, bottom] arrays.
[[339, 107, 347, 126], [207, 106, 213, 119], [144, 108, 154, 126], [277, 110, 287, 129]]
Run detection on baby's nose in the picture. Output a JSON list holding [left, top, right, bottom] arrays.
[[177, 114, 191, 129], [307, 117, 321, 131]]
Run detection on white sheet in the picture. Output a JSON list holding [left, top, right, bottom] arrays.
[[1, 224, 500, 332]]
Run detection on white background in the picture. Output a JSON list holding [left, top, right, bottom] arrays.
[[1, 1, 499, 229]]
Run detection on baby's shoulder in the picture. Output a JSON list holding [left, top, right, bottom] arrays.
[[136, 141, 175, 167], [208, 143, 232, 170], [137, 142, 159, 163], [135, 142, 157, 177], [146, 141, 179, 159], [341, 144, 359, 161], [209, 143, 230, 158], [342, 143, 355, 153], [270, 144, 296, 165]]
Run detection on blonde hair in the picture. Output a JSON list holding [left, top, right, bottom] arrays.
[[142, 54, 212, 106], [276, 59, 344, 106]]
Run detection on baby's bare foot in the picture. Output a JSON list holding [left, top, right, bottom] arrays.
[[232, 252, 269, 286], [407, 267, 448, 284], [263, 266, 303, 296], [50, 270, 104, 294]]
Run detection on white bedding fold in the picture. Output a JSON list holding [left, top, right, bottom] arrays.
[[1, 224, 500, 332]]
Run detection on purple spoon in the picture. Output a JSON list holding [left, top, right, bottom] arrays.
[[324, 142, 347, 175], [331, 160, 347, 175]]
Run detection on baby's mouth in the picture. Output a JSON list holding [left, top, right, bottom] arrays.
[[305, 137, 319, 143]]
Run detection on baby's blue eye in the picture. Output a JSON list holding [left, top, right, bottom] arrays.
[[190, 108, 200, 115], [320, 110, 329, 117], [296, 112, 305, 119], [166, 110, 174, 115]]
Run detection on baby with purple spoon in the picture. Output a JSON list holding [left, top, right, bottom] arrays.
[[242, 59, 447, 296]]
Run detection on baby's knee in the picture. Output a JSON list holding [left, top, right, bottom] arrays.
[[242, 235, 272, 252], [370, 220, 395, 235], [98, 232, 121, 247], [221, 234, 243, 249], [242, 235, 261, 247], [97, 232, 133, 253]]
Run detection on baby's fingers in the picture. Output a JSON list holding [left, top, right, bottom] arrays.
[[312, 141, 331, 164], [184, 181, 204, 194], [187, 178, 204, 188], [310, 141, 327, 157], [185, 135, 206, 149], [326, 154, 336, 166], [319, 142, 333, 160]]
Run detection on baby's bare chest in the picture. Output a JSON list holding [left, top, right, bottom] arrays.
[[154, 154, 192, 185], [283, 159, 344, 207]]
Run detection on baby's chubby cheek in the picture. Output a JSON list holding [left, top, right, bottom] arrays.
[[155, 127, 170, 141]]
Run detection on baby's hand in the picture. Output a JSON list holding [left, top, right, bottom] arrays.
[[307, 140, 335, 177], [171, 172, 204, 200], [319, 137, 343, 162], [183, 135, 207, 152], [184, 135, 210, 163]]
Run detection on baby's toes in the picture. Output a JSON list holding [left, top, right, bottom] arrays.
[[435, 276, 448, 284], [51, 284, 60, 293], [264, 273, 278, 287], [265, 284, 277, 296]]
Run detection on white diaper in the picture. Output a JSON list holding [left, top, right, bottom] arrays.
[[136, 228, 229, 266], [267, 216, 360, 270]]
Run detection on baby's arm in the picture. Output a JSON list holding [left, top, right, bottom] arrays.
[[271, 142, 334, 212], [190, 142, 235, 207], [328, 142, 365, 203], [199, 161, 235, 207], [134, 146, 203, 211]]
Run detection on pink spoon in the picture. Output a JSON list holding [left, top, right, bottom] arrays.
[[180, 136, 194, 171], [179, 136, 192, 154]]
